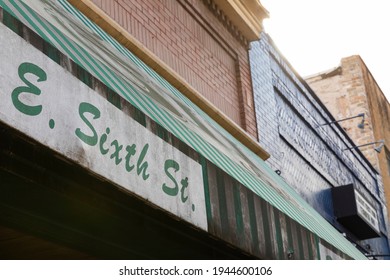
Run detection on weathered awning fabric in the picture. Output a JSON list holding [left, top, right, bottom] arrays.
[[0, 0, 366, 259]]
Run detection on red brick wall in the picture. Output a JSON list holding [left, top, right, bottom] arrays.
[[91, 0, 257, 137]]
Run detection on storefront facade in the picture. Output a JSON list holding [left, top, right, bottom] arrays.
[[0, 0, 366, 259]]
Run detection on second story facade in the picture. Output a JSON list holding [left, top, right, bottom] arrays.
[[82, 0, 268, 138]]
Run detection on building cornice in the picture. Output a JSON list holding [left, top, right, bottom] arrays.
[[213, 0, 269, 41]]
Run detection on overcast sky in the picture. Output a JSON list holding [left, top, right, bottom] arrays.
[[260, 0, 390, 102]]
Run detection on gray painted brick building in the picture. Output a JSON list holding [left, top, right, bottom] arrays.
[[249, 33, 390, 258]]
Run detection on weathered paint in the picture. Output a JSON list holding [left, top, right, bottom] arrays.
[[285, 216, 294, 257], [246, 191, 261, 256], [216, 170, 230, 241], [223, 174, 235, 244], [0, 22, 207, 231], [206, 159, 222, 237], [306, 232, 314, 259], [200, 156, 336, 259], [260, 198, 274, 258], [200, 155, 213, 227], [296, 223, 305, 259], [273, 209, 284, 259], [232, 183, 244, 242], [238, 184, 253, 253], [250, 35, 388, 256], [252, 193, 269, 257], [2, 6, 19, 33], [315, 235, 321, 260], [319, 242, 343, 260]]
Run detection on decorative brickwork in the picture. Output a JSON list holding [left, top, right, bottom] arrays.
[[91, 0, 258, 137]]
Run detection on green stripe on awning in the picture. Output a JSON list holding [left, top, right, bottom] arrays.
[[0, 0, 367, 259]]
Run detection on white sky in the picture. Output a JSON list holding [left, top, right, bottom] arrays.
[[260, 0, 390, 102]]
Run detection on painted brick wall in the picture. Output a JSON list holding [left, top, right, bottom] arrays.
[[249, 39, 280, 171], [90, 0, 257, 137], [249, 34, 390, 256]]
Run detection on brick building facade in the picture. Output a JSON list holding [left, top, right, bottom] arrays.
[[89, 0, 259, 137], [250, 35, 390, 258], [306, 56, 390, 221], [0, 0, 369, 260]]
